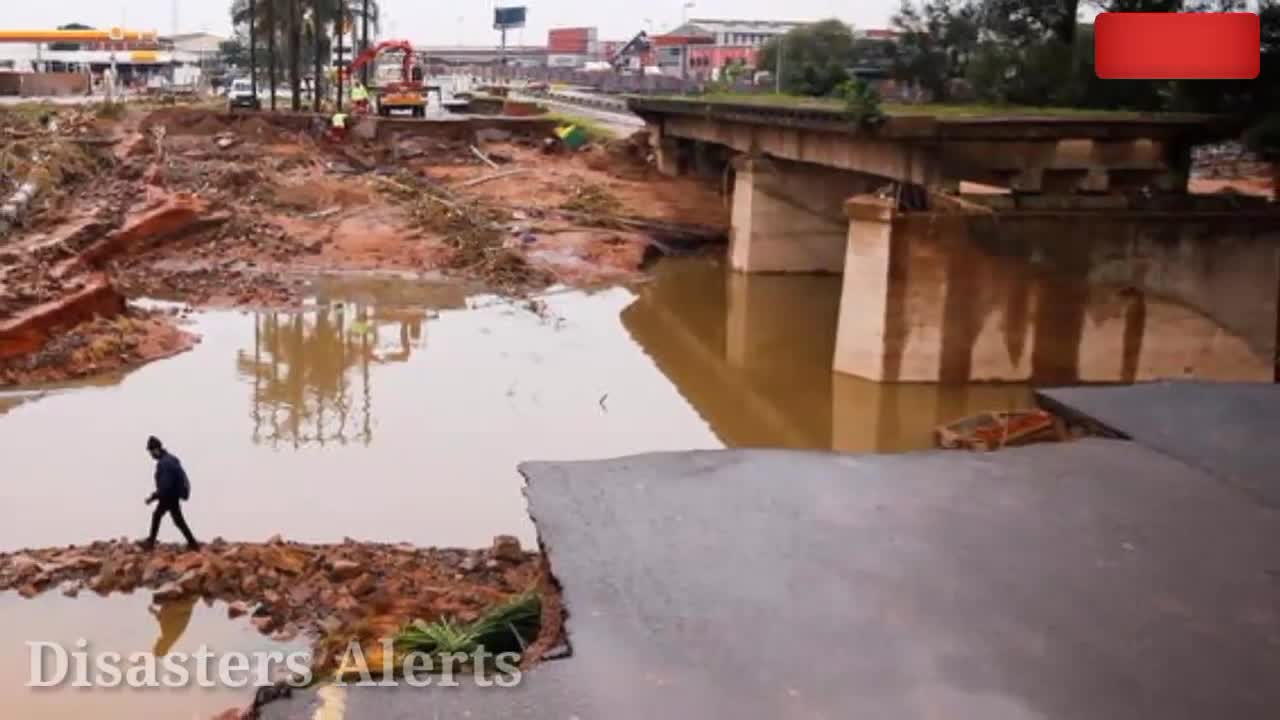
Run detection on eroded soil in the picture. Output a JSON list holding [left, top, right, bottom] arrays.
[[0, 103, 728, 387]]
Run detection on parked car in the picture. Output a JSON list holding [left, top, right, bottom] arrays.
[[228, 79, 261, 110]]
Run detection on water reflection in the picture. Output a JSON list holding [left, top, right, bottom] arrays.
[[237, 304, 427, 448], [0, 592, 305, 720], [151, 597, 198, 657], [623, 257, 1034, 452]]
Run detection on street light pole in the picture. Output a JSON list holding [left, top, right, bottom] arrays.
[[775, 35, 784, 94]]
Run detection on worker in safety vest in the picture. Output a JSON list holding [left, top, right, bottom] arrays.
[[329, 112, 349, 142], [351, 82, 370, 113]]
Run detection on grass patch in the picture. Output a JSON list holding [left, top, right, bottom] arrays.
[[395, 591, 542, 660], [547, 111, 618, 142], [650, 92, 1200, 119]]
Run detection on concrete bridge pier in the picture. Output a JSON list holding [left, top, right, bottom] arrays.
[[729, 156, 875, 273], [833, 194, 1280, 384]]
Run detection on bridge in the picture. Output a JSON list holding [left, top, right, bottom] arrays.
[[629, 98, 1280, 385], [415, 45, 547, 67]]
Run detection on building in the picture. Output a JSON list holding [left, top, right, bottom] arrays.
[[0, 28, 224, 92], [165, 32, 224, 61], [546, 27, 599, 68], [665, 18, 808, 77]]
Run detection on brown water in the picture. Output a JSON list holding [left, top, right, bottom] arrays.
[[0, 591, 306, 719], [0, 258, 1033, 552], [0, 258, 1036, 718]]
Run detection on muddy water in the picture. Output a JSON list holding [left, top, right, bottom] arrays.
[[0, 259, 1036, 717], [0, 592, 306, 719], [0, 259, 1033, 551]]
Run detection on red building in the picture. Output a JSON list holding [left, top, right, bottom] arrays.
[[547, 27, 601, 68]]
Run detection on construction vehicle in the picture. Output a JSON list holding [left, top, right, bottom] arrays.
[[610, 31, 652, 73], [344, 40, 427, 118]]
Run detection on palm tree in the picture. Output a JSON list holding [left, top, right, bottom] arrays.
[[236, 0, 377, 112], [307, 1, 326, 111], [287, 0, 303, 110], [266, 0, 278, 109], [249, 0, 258, 99], [360, 0, 370, 86]]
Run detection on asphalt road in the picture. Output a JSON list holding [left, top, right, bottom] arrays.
[[1039, 380, 1280, 508], [264, 439, 1280, 719]]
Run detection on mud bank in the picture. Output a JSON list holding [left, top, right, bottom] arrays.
[[0, 536, 553, 678], [0, 307, 197, 387]]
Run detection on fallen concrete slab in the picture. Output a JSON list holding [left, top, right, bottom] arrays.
[[263, 442, 1280, 720], [0, 274, 124, 361], [1038, 381, 1280, 508]]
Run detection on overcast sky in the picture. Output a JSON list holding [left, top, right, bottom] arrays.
[[7, 0, 900, 46]]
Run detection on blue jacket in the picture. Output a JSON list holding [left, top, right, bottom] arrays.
[[153, 451, 190, 503]]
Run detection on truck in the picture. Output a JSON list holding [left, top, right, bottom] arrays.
[[227, 78, 261, 111]]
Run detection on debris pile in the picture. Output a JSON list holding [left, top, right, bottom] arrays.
[[1, 104, 730, 386], [0, 535, 551, 678], [0, 308, 197, 387], [561, 180, 624, 217], [0, 105, 116, 235], [583, 129, 656, 181], [374, 173, 554, 291], [935, 409, 1072, 452]]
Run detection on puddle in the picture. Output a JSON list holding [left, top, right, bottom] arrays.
[[0, 259, 1033, 552], [0, 592, 306, 719]]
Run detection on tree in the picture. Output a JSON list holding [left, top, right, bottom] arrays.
[[219, 38, 250, 69], [758, 19, 858, 96], [309, 0, 327, 111], [288, 0, 303, 110], [977, 0, 1080, 47], [892, 0, 979, 101]]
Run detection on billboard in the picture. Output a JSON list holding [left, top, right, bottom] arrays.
[[494, 6, 527, 30]]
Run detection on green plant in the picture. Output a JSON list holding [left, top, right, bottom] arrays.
[[394, 591, 542, 660], [838, 78, 884, 129]]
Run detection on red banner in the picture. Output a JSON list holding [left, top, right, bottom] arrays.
[[1094, 12, 1260, 79]]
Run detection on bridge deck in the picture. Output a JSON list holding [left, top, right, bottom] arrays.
[[628, 96, 1236, 143]]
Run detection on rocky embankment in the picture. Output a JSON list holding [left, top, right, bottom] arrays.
[[0, 535, 545, 675]]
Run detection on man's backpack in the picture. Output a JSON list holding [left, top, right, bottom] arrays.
[[177, 462, 192, 501]]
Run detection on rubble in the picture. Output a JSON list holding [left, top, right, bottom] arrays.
[[935, 409, 1073, 451], [0, 308, 197, 387], [0, 537, 552, 678], [0, 104, 729, 385]]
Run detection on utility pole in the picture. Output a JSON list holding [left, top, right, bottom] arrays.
[[775, 35, 784, 94], [336, 10, 344, 111]]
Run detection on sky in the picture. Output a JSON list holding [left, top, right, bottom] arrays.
[[5, 0, 900, 46]]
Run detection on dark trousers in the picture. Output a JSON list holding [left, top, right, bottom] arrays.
[[149, 498, 199, 548]]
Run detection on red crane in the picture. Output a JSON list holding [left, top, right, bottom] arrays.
[[342, 39, 426, 117]]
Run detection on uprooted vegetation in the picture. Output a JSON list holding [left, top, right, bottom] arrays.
[[373, 172, 555, 291]]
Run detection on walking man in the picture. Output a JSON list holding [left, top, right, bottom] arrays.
[[143, 436, 200, 552]]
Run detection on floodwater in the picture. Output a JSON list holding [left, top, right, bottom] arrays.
[[0, 258, 1032, 552], [0, 591, 307, 719], [0, 257, 1035, 717]]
